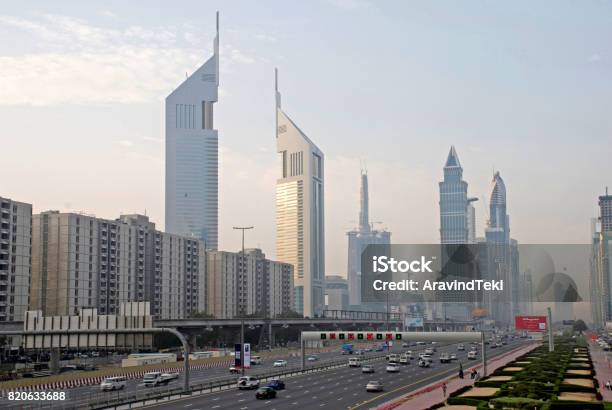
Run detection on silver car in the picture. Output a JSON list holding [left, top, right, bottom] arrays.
[[366, 380, 383, 392]]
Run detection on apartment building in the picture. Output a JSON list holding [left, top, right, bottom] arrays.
[[206, 248, 293, 319], [31, 211, 205, 319], [0, 197, 32, 322]]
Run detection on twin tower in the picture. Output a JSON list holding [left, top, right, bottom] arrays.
[[164, 13, 325, 318]]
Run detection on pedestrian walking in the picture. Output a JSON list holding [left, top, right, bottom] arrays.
[[606, 380, 611, 390], [442, 382, 447, 397]]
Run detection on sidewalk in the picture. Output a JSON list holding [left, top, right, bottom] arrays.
[[377, 343, 539, 410], [589, 342, 612, 401]]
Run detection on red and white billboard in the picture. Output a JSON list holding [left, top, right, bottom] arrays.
[[515, 315, 547, 332]]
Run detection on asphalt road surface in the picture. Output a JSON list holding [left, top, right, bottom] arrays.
[[136, 339, 526, 410]]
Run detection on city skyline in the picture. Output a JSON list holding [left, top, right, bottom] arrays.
[[1, 1, 611, 276]]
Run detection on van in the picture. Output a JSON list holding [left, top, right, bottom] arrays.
[[348, 357, 362, 367], [100, 376, 127, 391]]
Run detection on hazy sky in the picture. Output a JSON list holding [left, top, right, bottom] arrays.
[[2, 0, 611, 277]]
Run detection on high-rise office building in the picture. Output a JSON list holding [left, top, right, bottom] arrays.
[[439, 146, 477, 244], [165, 13, 219, 250], [205, 249, 293, 319], [31, 211, 206, 319], [275, 69, 325, 318], [0, 197, 32, 322], [347, 171, 391, 307], [438, 146, 478, 320], [592, 189, 612, 325], [325, 275, 349, 312], [484, 172, 519, 324]]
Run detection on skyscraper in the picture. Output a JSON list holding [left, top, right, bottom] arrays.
[[439, 146, 478, 244], [592, 189, 612, 325], [484, 171, 519, 325], [165, 13, 219, 249], [275, 69, 325, 318], [347, 171, 391, 307], [438, 146, 478, 320]]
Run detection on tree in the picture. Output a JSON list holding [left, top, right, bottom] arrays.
[[189, 311, 215, 319], [572, 319, 587, 333]]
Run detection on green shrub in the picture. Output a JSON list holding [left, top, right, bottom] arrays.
[[489, 396, 545, 409]]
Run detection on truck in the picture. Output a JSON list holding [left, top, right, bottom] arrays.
[[143, 371, 179, 387], [342, 343, 354, 355]]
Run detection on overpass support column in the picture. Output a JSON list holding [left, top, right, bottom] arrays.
[[301, 337, 305, 370], [269, 322, 274, 348]]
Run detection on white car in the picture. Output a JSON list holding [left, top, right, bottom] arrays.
[[273, 359, 287, 367], [418, 359, 431, 368], [307, 355, 319, 362], [349, 357, 363, 367], [100, 376, 126, 391], [399, 355, 409, 365], [361, 364, 375, 373], [424, 348, 434, 355], [366, 380, 384, 392], [457, 344, 465, 351], [467, 351, 478, 360], [450, 353, 457, 361], [237, 376, 260, 390], [386, 363, 400, 373]]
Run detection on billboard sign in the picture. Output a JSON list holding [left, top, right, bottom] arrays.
[[405, 317, 424, 328], [234, 343, 241, 367], [243, 343, 251, 369], [515, 316, 547, 332]]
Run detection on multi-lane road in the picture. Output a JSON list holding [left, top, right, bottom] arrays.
[[138, 339, 526, 410], [0, 338, 529, 409]]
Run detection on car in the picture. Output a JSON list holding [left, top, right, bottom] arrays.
[[418, 359, 431, 368], [361, 364, 375, 373], [490, 343, 498, 349], [399, 354, 409, 365], [90, 351, 100, 358], [251, 355, 262, 365], [255, 386, 277, 399], [416, 341, 426, 345], [450, 353, 457, 360], [366, 380, 384, 392], [439, 353, 451, 363], [457, 344, 465, 351], [238, 376, 260, 390], [424, 348, 434, 355], [388, 353, 400, 362], [386, 363, 400, 373], [349, 357, 362, 367], [273, 359, 287, 367], [307, 355, 319, 362], [467, 351, 478, 360], [496, 342, 503, 348], [363, 347, 373, 353], [76, 352, 89, 359], [229, 366, 239, 374], [402, 342, 410, 348], [100, 376, 126, 391], [267, 379, 285, 390], [143, 372, 178, 387]]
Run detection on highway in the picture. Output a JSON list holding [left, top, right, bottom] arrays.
[[134, 339, 526, 410], [0, 338, 528, 409]]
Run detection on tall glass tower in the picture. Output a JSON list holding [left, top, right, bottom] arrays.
[[275, 69, 325, 318], [165, 13, 219, 249], [347, 171, 391, 307], [439, 146, 472, 244]]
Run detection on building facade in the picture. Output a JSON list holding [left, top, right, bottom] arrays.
[[30, 212, 206, 320], [484, 172, 520, 325], [346, 171, 391, 307], [591, 190, 612, 326], [325, 275, 349, 311], [165, 13, 219, 250], [0, 197, 32, 322], [437, 147, 478, 320], [205, 249, 293, 319], [275, 69, 325, 318]]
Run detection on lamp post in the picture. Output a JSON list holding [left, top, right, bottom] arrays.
[[233, 226, 254, 376]]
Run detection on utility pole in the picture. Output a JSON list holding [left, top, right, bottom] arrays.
[[547, 306, 554, 352], [233, 226, 254, 376]]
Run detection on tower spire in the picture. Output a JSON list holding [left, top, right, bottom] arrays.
[[359, 171, 370, 232], [214, 11, 219, 85]]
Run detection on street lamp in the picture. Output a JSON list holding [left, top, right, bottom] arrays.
[[233, 226, 254, 376]]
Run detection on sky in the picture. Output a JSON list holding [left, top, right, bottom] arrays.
[[1, 0, 611, 277]]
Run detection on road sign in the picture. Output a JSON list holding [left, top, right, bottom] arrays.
[[244, 343, 251, 369]]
